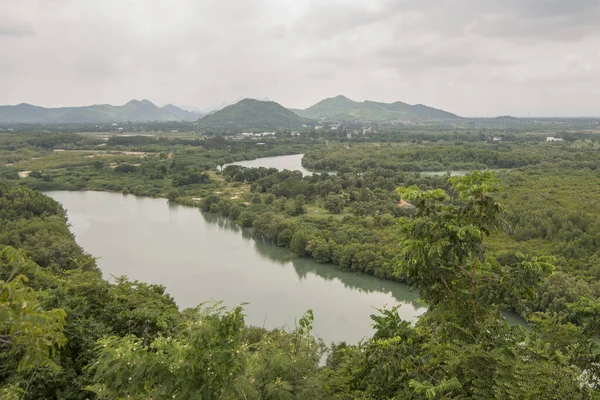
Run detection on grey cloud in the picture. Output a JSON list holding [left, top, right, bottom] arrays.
[[0, 17, 34, 36], [0, 0, 598, 116], [295, 0, 600, 42]]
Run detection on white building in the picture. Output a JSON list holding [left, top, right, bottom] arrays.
[[546, 137, 564, 142]]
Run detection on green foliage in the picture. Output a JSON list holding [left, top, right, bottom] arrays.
[[0, 181, 95, 271], [397, 172, 554, 333], [285, 195, 306, 216], [88, 303, 246, 399], [0, 247, 67, 373], [319, 171, 594, 398], [3, 131, 600, 398], [324, 193, 348, 214], [239, 310, 326, 400]]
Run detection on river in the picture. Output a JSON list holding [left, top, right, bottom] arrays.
[[228, 154, 504, 177], [47, 190, 424, 344], [228, 154, 315, 176]]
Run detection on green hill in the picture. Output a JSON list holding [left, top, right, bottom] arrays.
[[296, 95, 460, 122], [198, 98, 314, 131], [0, 100, 202, 123]]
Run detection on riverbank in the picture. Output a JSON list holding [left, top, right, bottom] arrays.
[[47, 190, 424, 343]]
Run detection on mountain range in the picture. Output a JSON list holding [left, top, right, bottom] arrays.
[[294, 95, 459, 121], [0, 96, 460, 127], [0, 100, 202, 124]]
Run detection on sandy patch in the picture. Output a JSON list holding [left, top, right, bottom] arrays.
[[122, 151, 154, 156], [230, 195, 239, 199], [52, 149, 153, 157]]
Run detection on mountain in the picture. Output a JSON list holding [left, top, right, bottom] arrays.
[[161, 104, 203, 120], [201, 97, 272, 114], [296, 95, 460, 122], [198, 98, 313, 131], [0, 100, 201, 123]]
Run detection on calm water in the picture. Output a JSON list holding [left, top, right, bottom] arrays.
[[228, 154, 503, 178], [419, 169, 506, 177], [228, 154, 315, 176], [47, 191, 424, 344]]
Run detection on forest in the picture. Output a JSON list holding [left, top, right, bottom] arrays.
[[3, 177, 600, 399], [2, 129, 600, 398]]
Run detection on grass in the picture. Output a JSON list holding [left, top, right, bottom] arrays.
[[305, 204, 349, 220]]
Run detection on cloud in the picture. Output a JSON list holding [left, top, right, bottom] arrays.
[[0, 17, 34, 36], [0, 0, 598, 116]]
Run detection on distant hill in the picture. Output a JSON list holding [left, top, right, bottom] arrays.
[[495, 115, 519, 120], [295, 95, 460, 122], [0, 100, 202, 123], [198, 98, 313, 131]]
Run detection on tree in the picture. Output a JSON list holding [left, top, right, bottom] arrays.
[[285, 195, 306, 216], [0, 247, 67, 390], [88, 303, 246, 399], [290, 230, 309, 257], [323, 193, 348, 214], [396, 171, 554, 333]]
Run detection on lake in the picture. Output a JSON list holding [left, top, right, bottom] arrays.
[[47, 190, 424, 344]]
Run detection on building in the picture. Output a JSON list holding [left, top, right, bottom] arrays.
[[546, 137, 564, 142]]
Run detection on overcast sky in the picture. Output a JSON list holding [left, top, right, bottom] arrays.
[[1, 0, 599, 116]]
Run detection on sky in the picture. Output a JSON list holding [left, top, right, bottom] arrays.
[[1, 0, 599, 116]]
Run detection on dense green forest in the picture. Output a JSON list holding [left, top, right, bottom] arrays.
[[3, 177, 599, 399], [0, 132, 321, 197], [302, 141, 600, 171], [3, 130, 600, 397]]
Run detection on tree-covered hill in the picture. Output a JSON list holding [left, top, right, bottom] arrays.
[[198, 98, 314, 131], [0, 100, 202, 123], [295, 95, 460, 122]]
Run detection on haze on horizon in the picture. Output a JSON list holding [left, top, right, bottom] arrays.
[[1, 0, 599, 117]]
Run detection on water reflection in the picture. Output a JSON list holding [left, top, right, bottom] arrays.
[[200, 211, 422, 309], [48, 190, 427, 343]]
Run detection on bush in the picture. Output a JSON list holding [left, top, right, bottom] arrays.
[[238, 211, 255, 228]]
